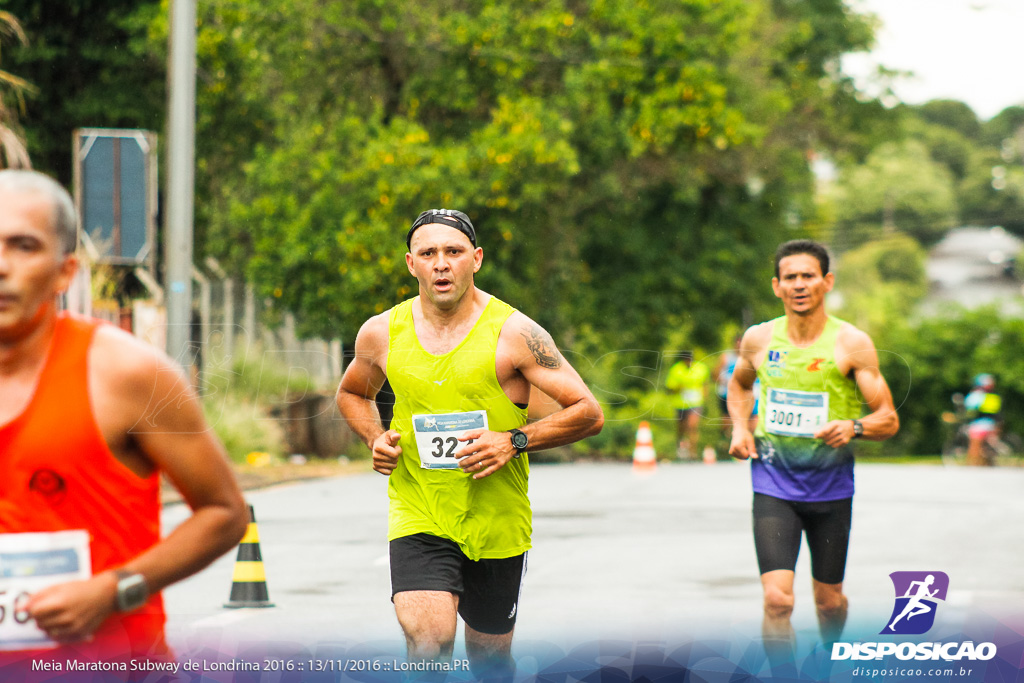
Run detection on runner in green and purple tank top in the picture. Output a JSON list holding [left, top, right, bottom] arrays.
[[727, 239, 900, 661]]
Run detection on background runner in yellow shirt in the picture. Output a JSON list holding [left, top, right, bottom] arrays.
[[665, 351, 711, 459], [336, 209, 604, 679]]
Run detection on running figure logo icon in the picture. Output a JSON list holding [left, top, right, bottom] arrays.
[[881, 571, 949, 635]]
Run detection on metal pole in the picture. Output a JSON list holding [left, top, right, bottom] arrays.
[[223, 277, 235, 358], [205, 257, 234, 359], [192, 266, 211, 389], [244, 282, 256, 345], [164, 0, 197, 365]]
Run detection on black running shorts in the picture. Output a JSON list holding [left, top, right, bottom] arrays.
[[389, 533, 528, 635], [752, 492, 852, 584]]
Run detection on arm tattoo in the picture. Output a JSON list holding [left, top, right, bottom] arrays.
[[521, 324, 562, 369]]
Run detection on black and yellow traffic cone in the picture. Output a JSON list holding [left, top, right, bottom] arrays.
[[224, 505, 275, 608]]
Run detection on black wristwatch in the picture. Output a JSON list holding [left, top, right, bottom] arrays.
[[851, 419, 864, 439], [508, 429, 529, 458], [115, 570, 150, 612]]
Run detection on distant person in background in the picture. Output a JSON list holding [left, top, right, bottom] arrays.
[[965, 373, 1001, 466], [665, 351, 710, 459], [715, 336, 742, 436], [716, 336, 761, 436]]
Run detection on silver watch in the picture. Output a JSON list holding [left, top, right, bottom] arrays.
[[115, 571, 150, 612]]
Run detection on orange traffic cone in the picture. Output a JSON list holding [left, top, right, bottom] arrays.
[[632, 421, 657, 471], [224, 505, 274, 608]]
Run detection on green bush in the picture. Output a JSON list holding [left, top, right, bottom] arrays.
[[203, 395, 286, 463], [877, 306, 1024, 455], [199, 343, 318, 462]]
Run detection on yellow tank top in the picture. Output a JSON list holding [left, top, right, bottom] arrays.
[[386, 295, 531, 560]]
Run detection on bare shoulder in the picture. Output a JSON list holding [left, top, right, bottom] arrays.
[[500, 311, 563, 370], [88, 324, 197, 434], [741, 321, 773, 355], [836, 321, 876, 354], [353, 311, 391, 362], [357, 311, 390, 346], [89, 324, 183, 394], [836, 321, 880, 375]]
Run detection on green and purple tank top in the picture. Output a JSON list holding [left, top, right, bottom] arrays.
[[752, 315, 863, 502]]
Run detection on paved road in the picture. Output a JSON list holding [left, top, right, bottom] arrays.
[[161, 460, 1024, 662]]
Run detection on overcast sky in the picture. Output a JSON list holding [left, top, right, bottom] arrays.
[[842, 0, 1024, 121]]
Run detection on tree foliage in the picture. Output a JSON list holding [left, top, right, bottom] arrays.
[[832, 234, 927, 337], [914, 99, 981, 141], [150, 0, 881, 353], [0, 0, 164, 182], [822, 99, 1024, 250], [823, 139, 957, 247], [0, 9, 32, 168], [877, 307, 1024, 456]]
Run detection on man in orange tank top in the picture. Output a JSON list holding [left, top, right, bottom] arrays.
[[0, 170, 248, 664]]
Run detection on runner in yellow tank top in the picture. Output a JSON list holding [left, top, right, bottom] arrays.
[[386, 295, 532, 560], [336, 209, 604, 679], [727, 239, 900, 663]]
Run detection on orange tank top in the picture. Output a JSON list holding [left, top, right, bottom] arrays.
[[0, 313, 168, 660]]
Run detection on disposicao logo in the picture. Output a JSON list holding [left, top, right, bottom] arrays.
[[882, 571, 948, 635], [831, 571, 997, 663]]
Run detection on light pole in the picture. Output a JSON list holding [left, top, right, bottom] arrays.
[[164, 0, 197, 369]]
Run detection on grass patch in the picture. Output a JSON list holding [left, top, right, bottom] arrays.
[[199, 343, 321, 463], [858, 454, 943, 465]]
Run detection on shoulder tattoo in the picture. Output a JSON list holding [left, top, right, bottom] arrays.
[[520, 324, 562, 369]]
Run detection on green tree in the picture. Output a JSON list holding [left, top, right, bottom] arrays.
[[824, 139, 957, 246], [900, 101, 1024, 234], [832, 233, 927, 337], [980, 105, 1024, 149], [914, 99, 981, 140], [966, 105, 1024, 233], [959, 148, 1024, 233], [877, 307, 1024, 456], [0, 0, 164, 182], [903, 115, 974, 181], [159, 0, 881, 356], [0, 9, 32, 168]]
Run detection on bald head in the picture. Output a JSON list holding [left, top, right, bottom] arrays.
[[0, 170, 78, 255]]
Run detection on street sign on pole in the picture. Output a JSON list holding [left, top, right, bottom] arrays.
[[72, 128, 158, 272]]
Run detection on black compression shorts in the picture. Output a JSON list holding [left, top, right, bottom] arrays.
[[752, 493, 852, 584], [389, 533, 527, 635]]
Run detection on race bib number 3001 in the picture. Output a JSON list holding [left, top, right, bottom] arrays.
[[764, 388, 829, 438], [412, 411, 489, 470], [0, 530, 91, 650]]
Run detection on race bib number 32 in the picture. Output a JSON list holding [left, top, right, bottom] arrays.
[[412, 411, 489, 470], [0, 530, 91, 650], [764, 388, 829, 438]]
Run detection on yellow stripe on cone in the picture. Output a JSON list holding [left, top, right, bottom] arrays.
[[240, 523, 260, 545], [231, 561, 267, 583]]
